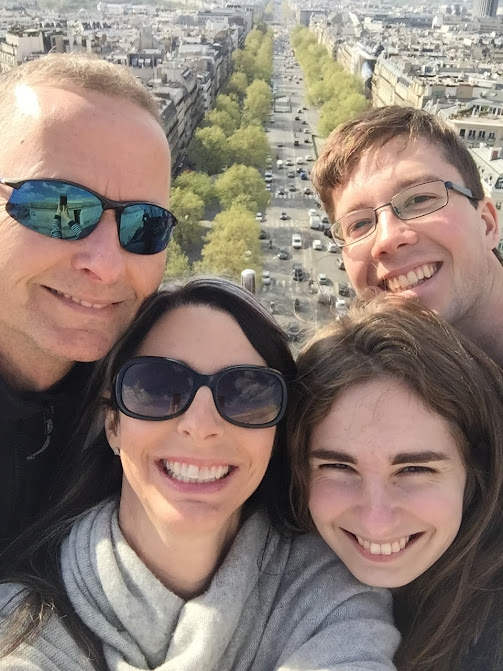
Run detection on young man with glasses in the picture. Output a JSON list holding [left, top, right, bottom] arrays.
[[0, 54, 175, 546], [311, 106, 503, 365]]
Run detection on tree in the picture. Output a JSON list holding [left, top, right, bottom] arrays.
[[163, 239, 191, 280], [228, 126, 270, 169], [206, 109, 238, 137], [243, 79, 272, 124], [214, 164, 270, 212], [173, 171, 215, 208], [169, 187, 204, 249], [225, 71, 248, 103], [196, 206, 262, 279], [187, 126, 230, 175], [232, 49, 258, 84], [318, 93, 370, 137]]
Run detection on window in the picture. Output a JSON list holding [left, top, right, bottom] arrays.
[[496, 202, 502, 210], [468, 130, 476, 138], [460, 128, 466, 138], [489, 132, 496, 140], [478, 131, 486, 139]]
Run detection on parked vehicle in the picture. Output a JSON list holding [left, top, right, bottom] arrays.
[[328, 240, 339, 253], [262, 270, 271, 286], [318, 272, 329, 285], [256, 212, 264, 222], [312, 239, 322, 250], [280, 211, 288, 220], [278, 248, 289, 260], [291, 233, 302, 249]]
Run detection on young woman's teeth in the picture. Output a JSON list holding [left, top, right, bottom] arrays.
[[356, 535, 410, 555], [163, 461, 230, 483], [387, 263, 438, 292]]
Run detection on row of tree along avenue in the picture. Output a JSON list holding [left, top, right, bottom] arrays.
[[164, 24, 274, 283], [290, 26, 370, 138]]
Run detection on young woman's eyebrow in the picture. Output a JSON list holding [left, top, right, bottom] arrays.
[[391, 451, 450, 465], [310, 448, 357, 464]]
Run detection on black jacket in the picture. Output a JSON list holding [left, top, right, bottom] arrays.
[[0, 363, 95, 548]]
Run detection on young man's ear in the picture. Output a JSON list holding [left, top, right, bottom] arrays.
[[479, 198, 501, 249]]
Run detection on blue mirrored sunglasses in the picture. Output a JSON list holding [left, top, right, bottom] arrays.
[[0, 178, 177, 255]]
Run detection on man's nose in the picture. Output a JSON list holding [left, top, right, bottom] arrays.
[[176, 386, 226, 441], [71, 211, 126, 283], [370, 206, 418, 259]]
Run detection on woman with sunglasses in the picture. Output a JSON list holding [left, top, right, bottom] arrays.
[[0, 278, 398, 671], [288, 296, 503, 671]]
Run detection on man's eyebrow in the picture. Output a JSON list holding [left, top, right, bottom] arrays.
[[339, 174, 444, 214], [310, 449, 357, 464], [391, 451, 450, 465]]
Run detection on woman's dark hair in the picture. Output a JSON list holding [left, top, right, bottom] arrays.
[[287, 295, 503, 671], [0, 276, 296, 668]]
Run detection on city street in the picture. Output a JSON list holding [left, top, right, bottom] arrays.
[[257, 32, 351, 347]]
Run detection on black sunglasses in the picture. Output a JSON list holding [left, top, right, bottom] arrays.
[[0, 178, 177, 255], [114, 357, 288, 429]]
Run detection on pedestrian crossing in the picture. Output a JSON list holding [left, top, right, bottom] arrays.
[[272, 191, 316, 200]]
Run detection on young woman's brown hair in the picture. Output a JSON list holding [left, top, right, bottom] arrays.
[[288, 295, 503, 671]]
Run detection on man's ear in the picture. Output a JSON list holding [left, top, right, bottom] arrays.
[[479, 198, 501, 249]]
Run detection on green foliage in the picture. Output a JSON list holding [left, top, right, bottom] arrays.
[[214, 164, 270, 212], [228, 126, 270, 168], [243, 79, 272, 124], [170, 187, 205, 249], [206, 109, 238, 137], [196, 206, 262, 279], [163, 239, 191, 280], [318, 93, 370, 137], [214, 94, 241, 126], [225, 72, 248, 103], [232, 49, 258, 84], [188, 126, 230, 175], [173, 171, 215, 207]]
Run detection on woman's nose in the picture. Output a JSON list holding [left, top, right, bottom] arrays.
[[176, 386, 226, 441]]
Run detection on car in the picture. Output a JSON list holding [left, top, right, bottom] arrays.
[[303, 106, 308, 110], [280, 211, 288, 220], [266, 183, 272, 191], [297, 108, 302, 113], [285, 159, 293, 166], [270, 118, 275, 123], [277, 142, 283, 147], [337, 282, 351, 297], [256, 212, 264, 222], [318, 272, 328, 285], [335, 296, 347, 311], [300, 173, 308, 181], [312, 239, 322, 250], [321, 214, 329, 224], [259, 229, 267, 239], [277, 248, 289, 260], [305, 155, 313, 161], [262, 270, 271, 286], [265, 128, 270, 133], [277, 187, 285, 195], [289, 184, 296, 192], [303, 128, 310, 134], [328, 240, 339, 253], [292, 264, 304, 281], [336, 257, 346, 270], [303, 187, 312, 195], [304, 138, 311, 144], [309, 208, 317, 217], [291, 233, 302, 249], [294, 140, 299, 147], [286, 321, 301, 341], [287, 170, 295, 178], [294, 115, 300, 121], [302, 120, 307, 125]]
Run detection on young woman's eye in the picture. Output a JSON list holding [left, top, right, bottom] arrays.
[[399, 465, 436, 474]]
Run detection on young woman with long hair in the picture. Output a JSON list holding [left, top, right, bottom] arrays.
[[288, 295, 503, 671]]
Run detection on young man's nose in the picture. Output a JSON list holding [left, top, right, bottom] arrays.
[[370, 208, 419, 259]]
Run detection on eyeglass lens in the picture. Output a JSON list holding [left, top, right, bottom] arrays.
[[6, 179, 173, 255], [334, 181, 448, 245], [120, 360, 284, 427]]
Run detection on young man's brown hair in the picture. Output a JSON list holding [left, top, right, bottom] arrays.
[[311, 106, 484, 223]]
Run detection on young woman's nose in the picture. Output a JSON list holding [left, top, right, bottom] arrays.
[[176, 386, 226, 440], [356, 480, 400, 537]]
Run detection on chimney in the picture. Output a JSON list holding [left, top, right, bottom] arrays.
[[490, 148, 501, 160]]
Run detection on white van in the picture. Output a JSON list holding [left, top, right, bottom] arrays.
[[276, 159, 284, 169]]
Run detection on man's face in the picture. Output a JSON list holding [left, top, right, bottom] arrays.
[[330, 137, 500, 327], [0, 84, 171, 384]]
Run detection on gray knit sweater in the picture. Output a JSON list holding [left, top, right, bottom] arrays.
[[0, 499, 399, 671]]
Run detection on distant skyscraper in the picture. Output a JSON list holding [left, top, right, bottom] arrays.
[[473, 0, 499, 18]]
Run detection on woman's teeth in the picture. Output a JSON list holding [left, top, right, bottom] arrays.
[[163, 461, 231, 483], [386, 263, 438, 292], [356, 535, 410, 555]]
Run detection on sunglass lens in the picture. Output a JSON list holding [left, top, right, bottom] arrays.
[[216, 369, 284, 426], [120, 204, 175, 255], [121, 360, 193, 419], [7, 180, 102, 240]]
